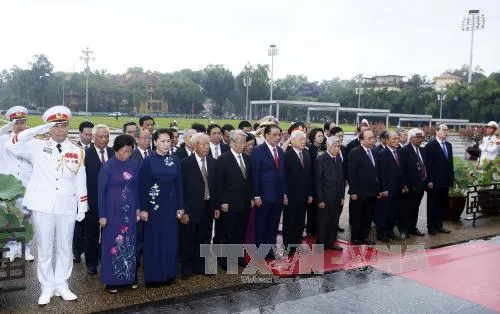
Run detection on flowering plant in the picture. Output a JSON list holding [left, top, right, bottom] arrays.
[[122, 171, 132, 181]]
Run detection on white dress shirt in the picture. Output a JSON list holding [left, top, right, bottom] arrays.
[[231, 148, 245, 168], [94, 145, 109, 162], [209, 142, 222, 158]]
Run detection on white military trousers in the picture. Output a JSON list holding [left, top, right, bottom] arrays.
[[32, 211, 75, 293]]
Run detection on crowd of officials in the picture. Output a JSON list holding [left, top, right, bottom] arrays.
[[1, 104, 498, 305]]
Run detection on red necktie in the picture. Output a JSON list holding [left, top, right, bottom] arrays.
[[273, 147, 280, 169]]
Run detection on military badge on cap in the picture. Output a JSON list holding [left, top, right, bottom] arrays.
[[43, 105, 72, 123], [6, 106, 28, 121]]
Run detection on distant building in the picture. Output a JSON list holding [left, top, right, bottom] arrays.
[[116, 70, 168, 114], [434, 73, 462, 90], [364, 75, 406, 91]]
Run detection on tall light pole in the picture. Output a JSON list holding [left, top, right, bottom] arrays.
[[437, 88, 446, 121], [243, 77, 252, 120], [355, 74, 364, 108], [268, 44, 278, 115], [80, 47, 94, 113], [462, 10, 485, 85]]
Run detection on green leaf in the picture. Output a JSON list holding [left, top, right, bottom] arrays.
[[0, 174, 25, 200]]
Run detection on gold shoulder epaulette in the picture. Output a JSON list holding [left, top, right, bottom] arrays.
[[34, 134, 50, 140]]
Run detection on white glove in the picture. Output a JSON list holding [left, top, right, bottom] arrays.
[[0, 120, 15, 134], [76, 212, 85, 222]]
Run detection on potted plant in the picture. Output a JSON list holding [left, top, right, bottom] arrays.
[[445, 157, 476, 221], [459, 127, 483, 161], [0, 174, 33, 259], [474, 157, 500, 215]]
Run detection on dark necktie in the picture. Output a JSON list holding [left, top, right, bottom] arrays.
[[273, 147, 279, 169], [56, 143, 62, 153], [143, 150, 148, 158], [367, 149, 375, 167], [200, 158, 210, 200], [392, 149, 400, 167], [416, 147, 426, 181], [238, 154, 246, 179], [298, 151, 304, 168], [100, 149, 106, 164], [441, 142, 449, 159]]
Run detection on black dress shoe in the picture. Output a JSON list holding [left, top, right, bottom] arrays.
[[180, 272, 192, 280], [400, 233, 409, 240], [409, 229, 425, 236], [377, 237, 390, 243], [165, 278, 174, 286], [428, 229, 437, 236], [363, 239, 376, 245], [87, 267, 97, 275], [325, 245, 343, 251], [73, 257, 81, 263], [337, 226, 345, 233], [352, 239, 363, 245], [145, 281, 162, 288], [437, 228, 451, 234]]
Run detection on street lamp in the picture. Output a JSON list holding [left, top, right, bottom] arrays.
[[437, 88, 446, 121], [268, 44, 278, 115], [243, 77, 252, 120], [462, 10, 485, 85], [80, 46, 95, 113], [355, 74, 364, 108]]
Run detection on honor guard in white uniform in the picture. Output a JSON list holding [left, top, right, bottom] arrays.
[[479, 121, 499, 166], [6, 106, 88, 305], [0, 106, 34, 262]]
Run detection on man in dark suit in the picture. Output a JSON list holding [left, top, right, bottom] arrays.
[[207, 124, 229, 159], [376, 131, 407, 242], [139, 115, 155, 150], [399, 128, 427, 237], [347, 129, 379, 245], [72, 121, 94, 263], [373, 130, 389, 155], [84, 124, 114, 275], [283, 130, 313, 254], [175, 129, 196, 160], [330, 126, 347, 232], [180, 133, 219, 278], [315, 136, 345, 251], [131, 128, 152, 163], [424, 124, 454, 235], [214, 130, 252, 270], [345, 124, 369, 227], [251, 124, 287, 258]]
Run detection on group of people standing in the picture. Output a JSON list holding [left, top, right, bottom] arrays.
[[1, 104, 498, 305]]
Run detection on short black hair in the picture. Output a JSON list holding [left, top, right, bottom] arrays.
[[139, 116, 155, 127], [152, 128, 173, 142], [113, 134, 135, 152], [168, 128, 179, 134], [79, 121, 94, 133], [191, 122, 206, 133], [207, 124, 221, 135], [323, 121, 334, 132], [359, 129, 371, 140], [308, 128, 324, 143], [330, 126, 343, 136], [253, 123, 260, 131], [264, 124, 281, 135], [221, 124, 235, 133], [379, 130, 389, 140], [122, 121, 137, 133], [245, 132, 256, 143], [238, 120, 252, 130]]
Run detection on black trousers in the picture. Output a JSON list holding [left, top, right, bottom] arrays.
[[350, 196, 376, 241], [217, 205, 249, 269], [179, 201, 212, 275], [316, 199, 341, 246], [405, 188, 424, 232], [427, 188, 448, 230], [283, 202, 307, 248], [83, 209, 100, 269], [72, 220, 85, 259], [306, 201, 317, 235], [376, 195, 399, 238]]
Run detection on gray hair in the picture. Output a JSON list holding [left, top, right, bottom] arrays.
[[191, 132, 209, 145], [326, 136, 341, 146], [290, 130, 306, 141], [407, 128, 423, 140], [183, 128, 197, 138], [436, 123, 448, 131], [229, 129, 246, 142], [92, 124, 110, 136]]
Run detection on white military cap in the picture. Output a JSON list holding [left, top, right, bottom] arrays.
[[6, 106, 28, 120], [486, 121, 498, 130], [257, 115, 279, 127], [43, 105, 72, 123]]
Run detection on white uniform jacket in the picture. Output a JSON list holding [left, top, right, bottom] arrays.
[[479, 135, 499, 164], [6, 124, 88, 215], [0, 126, 33, 186]]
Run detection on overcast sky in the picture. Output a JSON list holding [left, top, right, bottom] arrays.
[[1, 0, 498, 81]]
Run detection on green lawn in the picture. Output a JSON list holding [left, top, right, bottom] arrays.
[[14, 115, 357, 132]]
